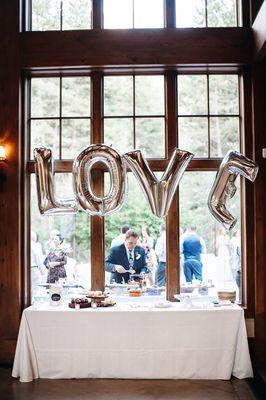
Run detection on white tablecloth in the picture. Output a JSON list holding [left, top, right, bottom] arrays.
[[12, 303, 253, 382]]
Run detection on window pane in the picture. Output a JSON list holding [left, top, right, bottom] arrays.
[[104, 0, 133, 28], [178, 117, 208, 157], [135, 76, 164, 116], [135, 118, 165, 158], [32, 0, 61, 31], [210, 117, 239, 157], [104, 76, 133, 116], [207, 0, 237, 27], [209, 75, 239, 115], [176, 0, 205, 27], [179, 172, 241, 302], [104, 118, 133, 154], [104, 173, 165, 298], [31, 78, 60, 118], [30, 174, 91, 302], [31, 119, 60, 159], [178, 75, 207, 115], [62, 0, 92, 30], [62, 77, 90, 117], [134, 0, 164, 28], [61, 119, 90, 159]]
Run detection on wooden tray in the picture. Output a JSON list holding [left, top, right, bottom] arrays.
[[95, 301, 116, 307]]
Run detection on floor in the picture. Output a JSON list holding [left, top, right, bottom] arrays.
[[0, 367, 260, 400]]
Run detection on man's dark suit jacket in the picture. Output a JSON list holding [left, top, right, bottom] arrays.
[[105, 243, 147, 284]]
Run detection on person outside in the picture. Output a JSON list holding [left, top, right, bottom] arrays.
[[230, 229, 241, 302], [181, 226, 205, 283], [216, 228, 233, 285], [105, 229, 148, 284], [155, 224, 166, 287], [138, 225, 157, 285], [31, 231, 45, 298], [110, 224, 130, 248], [46, 233, 67, 284]]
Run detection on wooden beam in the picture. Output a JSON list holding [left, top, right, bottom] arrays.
[[165, 72, 179, 301], [20, 28, 253, 68], [253, 0, 266, 61], [26, 158, 222, 173], [90, 72, 105, 291]]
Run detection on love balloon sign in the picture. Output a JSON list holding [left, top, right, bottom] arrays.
[[34, 144, 258, 230]]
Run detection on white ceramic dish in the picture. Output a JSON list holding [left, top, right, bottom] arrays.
[[154, 301, 172, 308]]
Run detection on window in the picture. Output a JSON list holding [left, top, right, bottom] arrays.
[[103, 0, 164, 29], [178, 74, 239, 157], [29, 75, 91, 302], [29, 0, 239, 31], [31, 0, 92, 31], [30, 76, 91, 160], [179, 172, 241, 302], [25, 1, 249, 306], [104, 75, 165, 158], [104, 173, 164, 296], [175, 0, 238, 27], [178, 73, 241, 302], [28, 71, 243, 304], [30, 173, 91, 301]]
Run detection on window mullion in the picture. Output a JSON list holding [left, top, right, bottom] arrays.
[[164, 0, 176, 28], [92, 0, 103, 29], [90, 71, 105, 291], [165, 71, 179, 301]]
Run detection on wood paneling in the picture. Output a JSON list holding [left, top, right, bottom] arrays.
[[0, 0, 22, 360], [241, 67, 255, 318], [20, 28, 253, 68], [250, 0, 265, 24], [252, 59, 266, 367], [253, 0, 266, 60]]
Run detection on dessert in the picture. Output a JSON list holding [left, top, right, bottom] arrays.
[[129, 288, 142, 297], [69, 298, 90, 308]]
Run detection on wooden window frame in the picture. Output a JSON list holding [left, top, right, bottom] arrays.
[[18, 0, 255, 318], [26, 68, 252, 312]]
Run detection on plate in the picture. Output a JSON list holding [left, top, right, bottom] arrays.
[[154, 301, 172, 308], [219, 300, 233, 306]]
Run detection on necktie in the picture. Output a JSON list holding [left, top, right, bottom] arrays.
[[129, 250, 134, 268]]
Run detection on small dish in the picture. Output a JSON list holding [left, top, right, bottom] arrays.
[[154, 301, 172, 308]]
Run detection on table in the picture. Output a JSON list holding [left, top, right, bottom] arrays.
[[12, 303, 253, 382]]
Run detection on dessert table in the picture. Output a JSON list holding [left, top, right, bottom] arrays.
[[12, 303, 253, 382]]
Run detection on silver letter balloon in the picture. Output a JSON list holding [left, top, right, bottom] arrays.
[[72, 144, 126, 216], [124, 148, 194, 218], [34, 146, 78, 215], [208, 150, 258, 230]]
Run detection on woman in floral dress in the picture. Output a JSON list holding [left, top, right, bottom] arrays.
[[46, 233, 67, 283]]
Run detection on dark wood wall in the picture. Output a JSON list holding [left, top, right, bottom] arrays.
[[252, 58, 266, 369], [0, 0, 265, 368], [0, 0, 22, 364]]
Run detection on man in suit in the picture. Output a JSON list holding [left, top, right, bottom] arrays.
[[105, 229, 148, 284]]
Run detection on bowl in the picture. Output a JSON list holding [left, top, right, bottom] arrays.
[[217, 290, 236, 302], [180, 285, 195, 293]]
